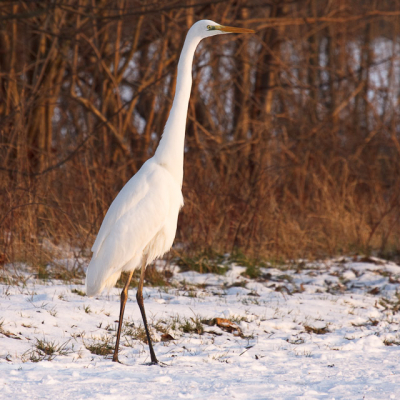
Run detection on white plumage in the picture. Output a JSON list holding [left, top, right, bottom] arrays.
[[86, 160, 183, 296], [85, 20, 209, 298], [85, 19, 254, 364]]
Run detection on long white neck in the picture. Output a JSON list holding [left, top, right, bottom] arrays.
[[154, 30, 202, 186]]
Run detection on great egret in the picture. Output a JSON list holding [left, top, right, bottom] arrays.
[[86, 19, 254, 364]]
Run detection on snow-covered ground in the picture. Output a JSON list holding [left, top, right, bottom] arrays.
[[1, 256, 400, 399]]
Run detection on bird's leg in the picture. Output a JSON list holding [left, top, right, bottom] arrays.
[[137, 258, 158, 364], [113, 270, 134, 363]]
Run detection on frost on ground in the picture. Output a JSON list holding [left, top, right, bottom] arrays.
[[1, 256, 400, 399]]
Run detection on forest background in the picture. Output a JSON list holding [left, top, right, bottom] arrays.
[[1, 0, 400, 269]]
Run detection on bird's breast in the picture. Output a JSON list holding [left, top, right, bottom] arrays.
[[143, 184, 183, 264]]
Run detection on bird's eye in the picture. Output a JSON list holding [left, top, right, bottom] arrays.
[[207, 25, 213, 30]]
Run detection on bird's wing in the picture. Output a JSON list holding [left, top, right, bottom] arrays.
[[86, 163, 174, 295], [91, 159, 154, 258]]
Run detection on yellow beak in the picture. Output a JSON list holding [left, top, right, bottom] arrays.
[[218, 25, 255, 34]]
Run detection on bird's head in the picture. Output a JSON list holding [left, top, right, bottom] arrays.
[[191, 19, 254, 39]]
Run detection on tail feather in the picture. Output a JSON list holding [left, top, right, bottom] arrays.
[[85, 257, 121, 297]]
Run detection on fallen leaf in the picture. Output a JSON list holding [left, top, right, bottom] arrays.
[[160, 333, 175, 342], [304, 325, 329, 335], [201, 318, 242, 334], [368, 287, 380, 295]]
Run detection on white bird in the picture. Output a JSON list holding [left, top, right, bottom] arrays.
[[85, 19, 254, 364]]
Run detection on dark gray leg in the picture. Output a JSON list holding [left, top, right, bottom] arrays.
[[113, 270, 134, 363], [137, 258, 158, 364]]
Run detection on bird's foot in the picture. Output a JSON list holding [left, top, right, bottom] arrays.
[[142, 359, 158, 366], [141, 359, 169, 367], [112, 355, 122, 364], [158, 361, 170, 367]]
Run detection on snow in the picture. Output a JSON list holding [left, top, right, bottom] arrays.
[[1, 256, 400, 399]]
